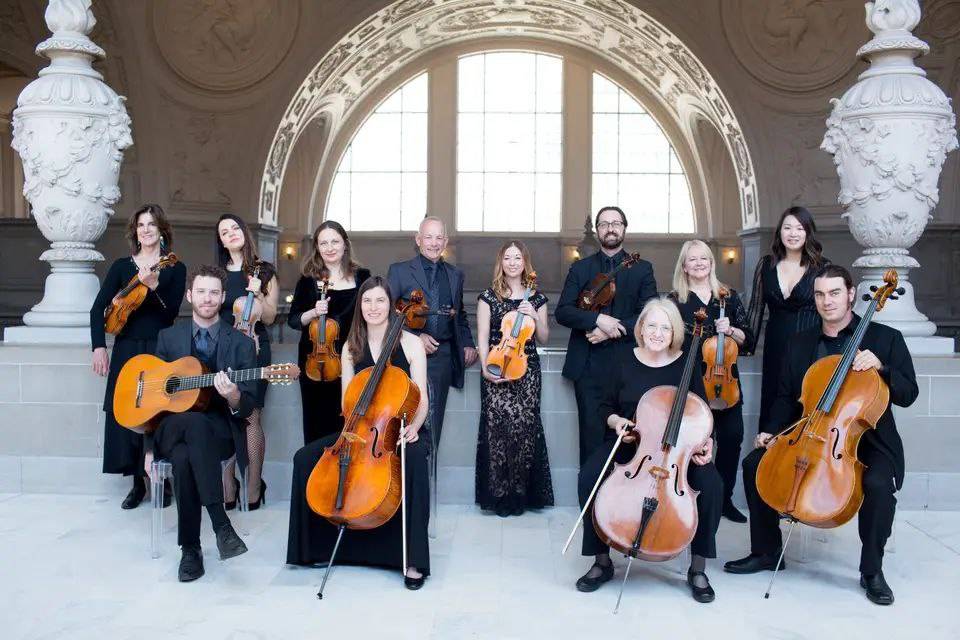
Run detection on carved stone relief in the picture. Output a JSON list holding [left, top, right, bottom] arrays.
[[167, 105, 231, 206], [775, 114, 840, 207], [152, 0, 298, 92], [722, 0, 865, 92], [917, 0, 960, 47]]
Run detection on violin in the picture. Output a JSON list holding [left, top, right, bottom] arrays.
[[305, 290, 429, 597], [755, 270, 903, 530], [103, 253, 179, 335], [232, 265, 263, 350], [305, 277, 342, 382], [485, 272, 538, 381], [577, 253, 643, 311], [702, 287, 740, 410]]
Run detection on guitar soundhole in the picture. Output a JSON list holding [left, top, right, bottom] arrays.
[[165, 376, 180, 395]]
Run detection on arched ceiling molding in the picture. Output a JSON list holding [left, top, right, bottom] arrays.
[[258, 0, 759, 230]]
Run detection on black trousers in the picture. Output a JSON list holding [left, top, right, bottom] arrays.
[[713, 402, 744, 504], [155, 411, 234, 547], [741, 441, 897, 574], [426, 342, 454, 445], [572, 349, 616, 464], [578, 438, 723, 559]]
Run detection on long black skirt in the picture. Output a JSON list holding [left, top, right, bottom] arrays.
[[297, 370, 344, 445], [102, 335, 154, 476], [286, 429, 432, 575]]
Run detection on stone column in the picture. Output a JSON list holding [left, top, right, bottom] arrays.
[[6, 0, 132, 345], [821, 0, 958, 353]]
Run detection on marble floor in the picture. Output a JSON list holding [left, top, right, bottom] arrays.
[[0, 492, 957, 639]]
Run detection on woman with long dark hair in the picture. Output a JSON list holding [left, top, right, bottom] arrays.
[[288, 221, 370, 444], [745, 206, 827, 431], [90, 204, 186, 508], [215, 213, 279, 510]]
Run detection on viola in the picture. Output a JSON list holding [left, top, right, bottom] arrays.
[[103, 254, 179, 335], [232, 264, 263, 350], [485, 273, 538, 381], [755, 270, 903, 530], [702, 287, 740, 410], [577, 252, 643, 311], [305, 277, 342, 382]]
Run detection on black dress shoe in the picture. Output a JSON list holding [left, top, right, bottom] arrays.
[[404, 574, 426, 590], [575, 561, 614, 592], [248, 479, 267, 511], [687, 570, 716, 603], [215, 522, 248, 560], [121, 482, 146, 510], [723, 552, 786, 574], [722, 500, 747, 523], [178, 545, 204, 582], [860, 571, 894, 605]]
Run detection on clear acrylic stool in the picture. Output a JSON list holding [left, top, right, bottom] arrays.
[[150, 460, 173, 559], [673, 546, 692, 575], [784, 517, 897, 564]]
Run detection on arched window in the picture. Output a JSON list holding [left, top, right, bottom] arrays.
[[325, 73, 428, 231], [591, 73, 693, 233]]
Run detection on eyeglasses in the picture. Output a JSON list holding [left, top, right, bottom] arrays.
[[597, 221, 625, 231]]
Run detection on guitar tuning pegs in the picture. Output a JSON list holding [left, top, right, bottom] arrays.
[[896, 287, 905, 295], [889, 295, 899, 301], [862, 294, 872, 301], [869, 285, 878, 292]]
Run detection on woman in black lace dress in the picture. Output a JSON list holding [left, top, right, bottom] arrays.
[[476, 241, 554, 517]]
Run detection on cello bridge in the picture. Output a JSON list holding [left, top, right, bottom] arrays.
[[648, 466, 669, 480], [341, 432, 367, 444], [804, 432, 827, 443]]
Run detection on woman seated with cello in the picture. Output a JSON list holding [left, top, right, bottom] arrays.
[[286, 276, 432, 590], [575, 297, 723, 603]]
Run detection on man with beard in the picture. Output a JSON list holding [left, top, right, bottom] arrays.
[[556, 206, 658, 462], [724, 265, 917, 606]]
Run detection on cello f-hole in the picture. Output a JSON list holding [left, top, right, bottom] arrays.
[[370, 426, 382, 458], [671, 463, 685, 496], [624, 454, 651, 480], [830, 427, 843, 460]]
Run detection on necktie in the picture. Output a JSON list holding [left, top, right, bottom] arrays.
[[195, 328, 211, 359]]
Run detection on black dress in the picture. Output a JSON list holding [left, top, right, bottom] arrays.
[[90, 256, 186, 475], [286, 340, 431, 575], [577, 348, 723, 559], [669, 290, 753, 506], [288, 268, 371, 444], [475, 288, 554, 512], [220, 265, 275, 407], [746, 255, 823, 430]]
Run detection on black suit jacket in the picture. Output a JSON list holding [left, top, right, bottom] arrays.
[[554, 251, 658, 381], [388, 256, 475, 389], [766, 317, 918, 489], [155, 319, 258, 468]]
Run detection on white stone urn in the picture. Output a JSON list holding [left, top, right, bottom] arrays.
[[8, 0, 132, 341], [821, 0, 958, 344]]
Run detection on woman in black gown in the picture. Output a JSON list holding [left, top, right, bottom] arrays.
[[90, 204, 186, 508], [288, 221, 370, 444], [476, 240, 553, 517], [574, 297, 722, 603], [669, 240, 753, 524], [287, 277, 432, 590], [745, 206, 826, 431], [215, 214, 279, 510]]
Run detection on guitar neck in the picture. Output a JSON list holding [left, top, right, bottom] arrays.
[[177, 367, 266, 391]]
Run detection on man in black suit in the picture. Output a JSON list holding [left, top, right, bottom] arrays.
[[387, 216, 476, 448], [145, 265, 257, 582], [724, 265, 918, 606], [555, 206, 658, 463]]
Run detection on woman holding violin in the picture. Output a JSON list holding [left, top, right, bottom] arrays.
[[286, 277, 431, 590], [288, 221, 370, 444], [90, 204, 186, 509], [575, 298, 722, 603], [476, 241, 554, 517], [215, 214, 279, 510], [669, 240, 753, 524]]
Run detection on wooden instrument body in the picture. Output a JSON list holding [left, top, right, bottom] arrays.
[[113, 354, 209, 433], [756, 355, 888, 528], [701, 333, 740, 410], [593, 386, 713, 561], [305, 364, 421, 529], [232, 295, 263, 340], [485, 311, 535, 381], [577, 274, 615, 311], [104, 254, 179, 335], [306, 316, 341, 381]]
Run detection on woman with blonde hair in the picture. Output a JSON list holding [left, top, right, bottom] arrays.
[[573, 296, 722, 602], [669, 239, 752, 523], [475, 240, 554, 517]]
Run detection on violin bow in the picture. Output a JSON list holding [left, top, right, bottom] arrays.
[[400, 412, 409, 581], [561, 430, 626, 555]]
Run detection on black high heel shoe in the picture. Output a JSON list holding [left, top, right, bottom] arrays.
[[248, 479, 267, 511], [225, 477, 240, 511]]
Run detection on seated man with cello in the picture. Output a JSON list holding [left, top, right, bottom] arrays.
[[574, 297, 723, 603], [724, 265, 918, 606], [286, 276, 432, 591], [145, 265, 257, 582]]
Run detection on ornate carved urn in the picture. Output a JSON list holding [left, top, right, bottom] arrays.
[[9, 0, 132, 340], [821, 0, 958, 343]]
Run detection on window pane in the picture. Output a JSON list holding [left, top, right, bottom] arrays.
[[484, 173, 535, 231], [535, 173, 561, 232], [484, 52, 535, 112], [458, 55, 485, 112], [592, 113, 619, 173], [402, 112, 427, 172], [621, 174, 669, 233], [350, 112, 401, 172], [485, 113, 535, 173], [619, 113, 669, 173], [593, 73, 619, 113], [591, 173, 618, 217], [458, 113, 484, 172], [350, 173, 401, 231], [456, 173, 484, 232], [401, 172, 427, 231], [326, 172, 351, 225], [536, 113, 562, 173], [670, 174, 694, 233], [402, 73, 428, 112], [536, 54, 562, 113]]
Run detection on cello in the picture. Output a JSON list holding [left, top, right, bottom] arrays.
[[103, 253, 179, 335], [701, 287, 740, 410], [577, 253, 643, 311], [232, 264, 263, 350], [305, 277, 342, 382], [485, 272, 538, 381], [305, 290, 429, 598]]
